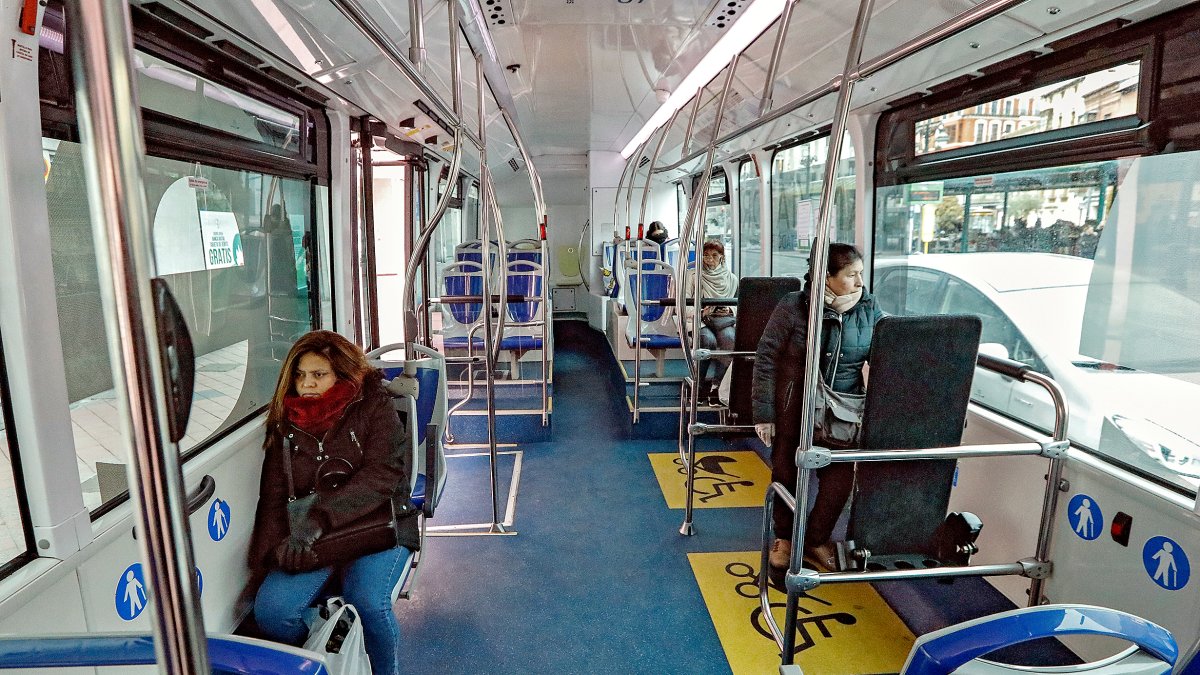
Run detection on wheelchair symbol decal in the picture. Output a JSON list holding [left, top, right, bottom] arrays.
[[208, 498, 231, 542], [1143, 536, 1189, 590], [724, 562, 856, 654], [1067, 493, 1102, 541], [674, 455, 755, 503]]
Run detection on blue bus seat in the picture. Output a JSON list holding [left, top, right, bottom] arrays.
[[0, 633, 329, 673], [622, 259, 680, 377], [367, 343, 449, 602], [499, 259, 545, 375], [441, 260, 486, 352], [507, 238, 542, 267], [901, 604, 1177, 675]]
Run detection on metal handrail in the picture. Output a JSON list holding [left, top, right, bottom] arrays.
[[757, 351, 1071, 656], [67, 0, 208, 672], [654, 0, 1029, 174], [674, 56, 742, 534]]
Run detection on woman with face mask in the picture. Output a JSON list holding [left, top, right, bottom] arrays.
[[685, 240, 739, 401], [751, 243, 883, 574]]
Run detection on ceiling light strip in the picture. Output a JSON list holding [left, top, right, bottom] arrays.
[[655, 0, 1029, 172], [620, 0, 788, 158]]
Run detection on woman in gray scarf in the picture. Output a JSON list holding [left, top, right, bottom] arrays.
[[686, 240, 739, 400]]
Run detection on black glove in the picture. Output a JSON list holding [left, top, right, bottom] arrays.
[[275, 516, 323, 572]]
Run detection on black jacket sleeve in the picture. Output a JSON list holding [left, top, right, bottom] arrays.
[[248, 438, 289, 571], [752, 292, 804, 424], [312, 388, 411, 530]]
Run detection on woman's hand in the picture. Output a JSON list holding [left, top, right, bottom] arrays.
[[275, 517, 323, 571], [755, 423, 775, 445]]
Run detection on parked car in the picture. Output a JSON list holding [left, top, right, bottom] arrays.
[[873, 252, 1200, 488]]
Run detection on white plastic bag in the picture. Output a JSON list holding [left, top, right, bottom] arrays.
[[717, 364, 732, 406], [302, 597, 372, 675]]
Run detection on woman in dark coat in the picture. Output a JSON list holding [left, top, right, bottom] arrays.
[[250, 330, 418, 675], [752, 243, 883, 572]]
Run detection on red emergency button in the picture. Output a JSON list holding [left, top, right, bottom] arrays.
[[1111, 511, 1133, 547]]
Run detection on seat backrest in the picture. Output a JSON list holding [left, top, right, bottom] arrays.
[[727, 277, 803, 423], [505, 261, 543, 323], [848, 314, 982, 556], [442, 260, 485, 327], [901, 604, 1177, 675], [623, 260, 677, 347], [367, 343, 449, 506]]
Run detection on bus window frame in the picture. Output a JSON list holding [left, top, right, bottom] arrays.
[[877, 37, 1158, 187], [0, 330, 37, 575]]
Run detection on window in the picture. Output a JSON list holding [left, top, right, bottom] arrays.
[[915, 61, 1142, 156], [44, 140, 316, 511], [703, 171, 733, 266], [738, 161, 761, 277], [0, 343, 33, 571], [874, 153, 1200, 493], [770, 133, 855, 278]]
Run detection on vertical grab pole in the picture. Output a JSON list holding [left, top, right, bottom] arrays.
[[782, 0, 876, 662], [66, 1, 209, 673], [409, 0, 426, 75], [758, 0, 801, 115], [678, 59, 742, 535], [478, 56, 510, 534], [1026, 371, 1068, 606], [401, 1, 464, 354]]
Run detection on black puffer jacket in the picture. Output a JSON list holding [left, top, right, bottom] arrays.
[[752, 283, 883, 431], [249, 375, 420, 573]]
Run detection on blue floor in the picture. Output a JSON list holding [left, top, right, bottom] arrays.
[[398, 320, 756, 673], [396, 320, 1074, 672]]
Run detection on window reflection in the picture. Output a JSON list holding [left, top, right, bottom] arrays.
[[771, 134, 855, 277], [0, 359, 31, 569], [874, 154, 1200, 493], [915, 62, 1141, 156], [739, 161, 761, 276], [43, 139, 314, 510]]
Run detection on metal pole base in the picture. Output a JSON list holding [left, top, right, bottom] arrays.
[[679, 521, 695, 536]]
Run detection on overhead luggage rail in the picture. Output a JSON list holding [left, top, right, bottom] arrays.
[[759, 348, 1071, 661]]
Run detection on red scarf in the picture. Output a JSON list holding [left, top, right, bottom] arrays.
[[285, 379, 360, 437]]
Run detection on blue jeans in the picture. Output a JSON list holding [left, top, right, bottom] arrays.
[[699, 314, 736, 390], [254, 546, 412, 675]]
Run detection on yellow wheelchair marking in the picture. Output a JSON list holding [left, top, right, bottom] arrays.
[[647, 451, 770, 509], [689, 551, 915, 675]]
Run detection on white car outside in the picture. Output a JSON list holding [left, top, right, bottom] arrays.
[[873, 252, 1200, 488]]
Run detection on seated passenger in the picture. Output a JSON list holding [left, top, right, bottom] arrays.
[[646, 220, 669, 246], [752, 243, 882, 572], [686, 240, 739, 402], [248, 330, 418, 675]]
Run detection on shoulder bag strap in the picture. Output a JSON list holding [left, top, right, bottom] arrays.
[[282, 435, 297, 502]]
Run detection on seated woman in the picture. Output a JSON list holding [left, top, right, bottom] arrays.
[[646, 220, 669, 246], [686, 240, 739, 401], [249, 330, 419, 675]]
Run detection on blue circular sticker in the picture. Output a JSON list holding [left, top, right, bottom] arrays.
[[1143, 536, 1189, 590], [208, 498, 231, 542], [1067, 494, 1102, 541], [115, 563, 147, 621]]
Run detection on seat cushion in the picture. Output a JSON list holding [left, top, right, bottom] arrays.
[[411, 473, 426, 510], [500, 335, 543, 350], [443, 336, 485, 349], [629, 333, 681, 349]]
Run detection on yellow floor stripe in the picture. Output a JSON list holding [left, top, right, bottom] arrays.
[[689, 551, 915, 675], [648, 451, 770, 509]]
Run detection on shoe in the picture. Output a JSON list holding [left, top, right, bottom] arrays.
[[769, 538, 792, 570], [804, 542, 838, 571]]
